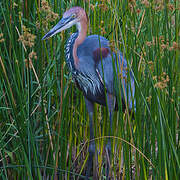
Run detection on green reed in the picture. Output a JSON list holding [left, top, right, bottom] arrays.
[[0, 0, 179, 179]]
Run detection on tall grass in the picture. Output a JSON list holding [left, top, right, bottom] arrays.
[[0, 0, 179, 179]]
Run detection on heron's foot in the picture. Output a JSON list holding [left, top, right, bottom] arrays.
[[89, 140, 96, 154], [105, 140, 111, 179], [86, 141, 95, 179]]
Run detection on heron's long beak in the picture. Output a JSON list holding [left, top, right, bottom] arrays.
[[42, 16, 75, 40]]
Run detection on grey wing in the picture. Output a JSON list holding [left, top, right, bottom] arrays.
[[97, 51, 136, 110]]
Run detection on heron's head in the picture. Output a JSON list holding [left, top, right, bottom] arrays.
[[42, 7, 87, 40]]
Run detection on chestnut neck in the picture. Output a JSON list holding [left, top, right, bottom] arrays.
[[73, 20, 87, 68]]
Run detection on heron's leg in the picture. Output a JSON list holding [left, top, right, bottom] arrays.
[[85, 98, 95, 179], [106, 94, 116, 178]]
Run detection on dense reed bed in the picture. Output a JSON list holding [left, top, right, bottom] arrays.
[[0, 0, 179, 179]]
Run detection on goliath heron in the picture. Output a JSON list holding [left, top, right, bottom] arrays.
[[42, 6, 135, 179]]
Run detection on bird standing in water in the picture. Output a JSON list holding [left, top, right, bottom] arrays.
[[42, 6, 135, 179]]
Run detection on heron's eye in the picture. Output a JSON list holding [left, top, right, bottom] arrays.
[[71, 14, 76, 18]]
